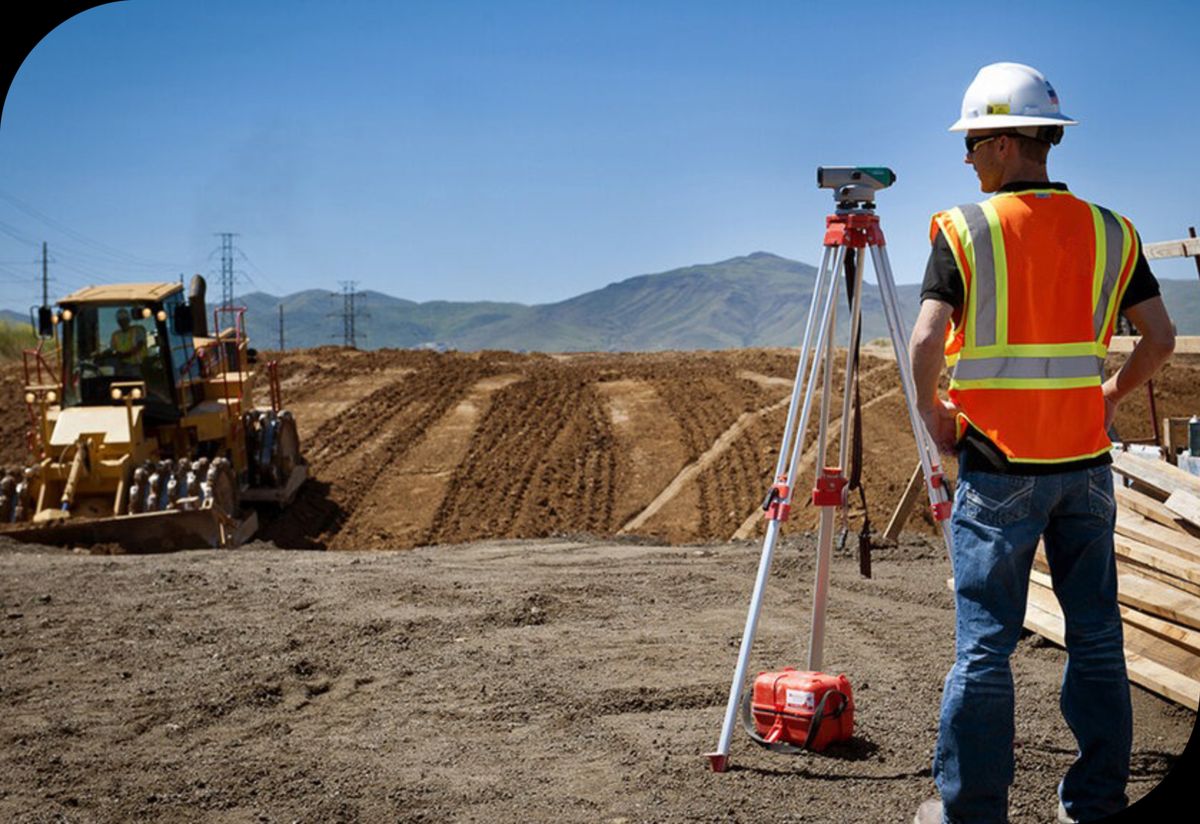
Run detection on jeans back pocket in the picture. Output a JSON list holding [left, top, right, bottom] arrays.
[[956, 471, 1035, 528]]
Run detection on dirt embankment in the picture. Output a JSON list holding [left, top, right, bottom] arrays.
[[4, 348, 1199, 553]]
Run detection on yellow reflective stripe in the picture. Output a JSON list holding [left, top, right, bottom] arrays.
[[1092, 207, 1126, 340], [981, 199, 1008, 346], [957, 341, 1107, 358], [999, 444, 1114, 465], [989, 188, 1075, 198], [950, 375, 1102, 390], [1097, 214, 1133, 343], [1090, 205, 1106, 309], [941, 207, 976, 349]]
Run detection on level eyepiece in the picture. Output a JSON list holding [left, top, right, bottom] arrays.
[[816, 166, 896, 191]]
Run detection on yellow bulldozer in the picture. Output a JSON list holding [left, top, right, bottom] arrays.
[[0, 276, 305, 550]]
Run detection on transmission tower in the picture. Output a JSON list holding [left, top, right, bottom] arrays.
[[331, 280, 368, 348], [217, 232, 238, 308]]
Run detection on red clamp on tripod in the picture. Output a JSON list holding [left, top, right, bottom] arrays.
[[706, 166, 954, 772]]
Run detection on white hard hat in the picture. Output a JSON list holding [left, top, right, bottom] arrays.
[[949, 62, 1077, 132]]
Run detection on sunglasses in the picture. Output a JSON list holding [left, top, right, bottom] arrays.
[[964, 133, 1014, 154]]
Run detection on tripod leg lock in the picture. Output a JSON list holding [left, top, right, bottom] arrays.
[[763, 481, 791, 521], [931, 501, 952, 521], [812, 468, 847, 507]]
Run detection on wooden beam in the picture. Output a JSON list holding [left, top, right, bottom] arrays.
[[1115, 485, 1200, 539], [1107, 336, 1200, 354], [1114, 534, 1200, 590], [1035, 546, 1200, 630], [1121, 605, 1200, 658], [1031, 569, 1200, 656], [1165, 491, 1200, 532], [1115, 570, 1200, 631], [1112, 451, 1200, 500], [1142, 236, 1200, 259], [1026, 577, 1200, 709], [883, 463, 924, 542], [1115, 510, 1200, 563]]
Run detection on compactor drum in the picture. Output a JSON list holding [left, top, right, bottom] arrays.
[[1, 277, 307, 551]]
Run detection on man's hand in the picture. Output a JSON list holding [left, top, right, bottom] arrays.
[[1102, 386, 1119, 433], [921, 399, 960, 455]]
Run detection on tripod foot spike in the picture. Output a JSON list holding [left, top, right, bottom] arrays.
[[705, 752, 729, 772]]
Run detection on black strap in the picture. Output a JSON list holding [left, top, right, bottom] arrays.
[[740, 685, 849, 754], [843, 248, 873, 579]]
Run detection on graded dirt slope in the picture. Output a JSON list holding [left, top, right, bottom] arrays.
[[3, 348, 1199, 551]]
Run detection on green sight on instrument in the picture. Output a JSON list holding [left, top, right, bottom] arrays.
[[816, 167, 896, 191]]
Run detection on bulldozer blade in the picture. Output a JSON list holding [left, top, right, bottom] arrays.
[[0, 507, 259, 552]]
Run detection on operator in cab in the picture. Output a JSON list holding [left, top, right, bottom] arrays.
[[109, 307, 147, 367]]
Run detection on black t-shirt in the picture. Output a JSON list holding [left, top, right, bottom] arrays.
[[920, 181, 1162, 475]]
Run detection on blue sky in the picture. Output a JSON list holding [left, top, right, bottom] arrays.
[[1, 0, 1198, 319]]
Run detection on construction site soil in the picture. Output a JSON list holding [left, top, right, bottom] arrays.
[[1, 347, 1197, 822]]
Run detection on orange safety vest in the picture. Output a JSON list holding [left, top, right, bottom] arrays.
[[930, 188, 1139, 463]]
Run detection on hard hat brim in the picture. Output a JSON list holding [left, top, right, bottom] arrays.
[[948, 113, 1078, 132]]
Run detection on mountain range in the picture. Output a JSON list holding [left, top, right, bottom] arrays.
[[3, 252, 1197, 352]]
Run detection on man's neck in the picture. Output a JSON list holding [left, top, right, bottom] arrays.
[[998, 163, 1049, 188]]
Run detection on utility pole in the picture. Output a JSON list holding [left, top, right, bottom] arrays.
[[217, 232, 238, 308], [41, 242, 48, 307], [278, 304, 285, 350], [330, 280, 368, 349]]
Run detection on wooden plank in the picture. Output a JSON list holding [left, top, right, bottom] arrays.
[[1026, 577, 1200, 709], [1113, 534, 1200, 589], [1165, 491, 1200, 532], [1115, 510, 1200, 563], [1115, 570, 1200, 631], [883, 463, 923, 542], [1115, 485, 1200, 539], [1106, 335, 1200, 354], [1142, 236, 1200, 259], [1121, 605, 1200, 658], [1035, 546, 1200, 630], [1112, 451, 1200, 500]]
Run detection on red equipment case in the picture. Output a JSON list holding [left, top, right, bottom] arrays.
[[747, 667, 854, 752]]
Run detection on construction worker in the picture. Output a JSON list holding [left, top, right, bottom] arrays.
[[109, 307, 147, 364], [909, 63, 1175, 824]]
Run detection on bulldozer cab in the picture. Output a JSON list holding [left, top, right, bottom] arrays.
[[59, 285, 200, 424]]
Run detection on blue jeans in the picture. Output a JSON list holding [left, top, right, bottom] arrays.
[[934, 464, 1132, 823]]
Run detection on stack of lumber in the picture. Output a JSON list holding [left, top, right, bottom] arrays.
[[1023, 451, 1200, 710]]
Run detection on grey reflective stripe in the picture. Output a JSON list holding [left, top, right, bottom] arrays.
[[960, 203, 996, 347], [1093, 207, 1125, 338], [952, 354, 1104, 381]]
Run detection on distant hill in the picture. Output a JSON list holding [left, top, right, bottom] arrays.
[[236, 252, 929, 352], [235, 252, 1199, 352], [6, 254, 1197, 352]]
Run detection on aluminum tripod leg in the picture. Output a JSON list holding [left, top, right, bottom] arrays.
[[705, 242, 846, 772], [868, 244, 954, 551]]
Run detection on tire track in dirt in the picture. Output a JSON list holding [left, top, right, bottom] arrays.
[[618, 393, 791, 534], [328, 373, 524, 550], [427, 364, 616, 544], [259, 354, 500, 548]]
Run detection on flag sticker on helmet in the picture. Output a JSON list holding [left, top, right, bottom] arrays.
[[1045, 82, 1059, 104], [986, 103, 1011, 115]]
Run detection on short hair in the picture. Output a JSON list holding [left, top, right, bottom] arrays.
[[1012, 134, 1051, 164]]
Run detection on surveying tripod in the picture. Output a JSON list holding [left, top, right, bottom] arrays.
[[706, 167, 953, 772]]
